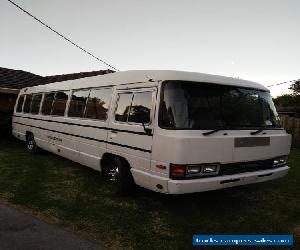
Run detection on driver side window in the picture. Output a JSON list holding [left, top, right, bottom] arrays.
[[115, 91, 153, 124]]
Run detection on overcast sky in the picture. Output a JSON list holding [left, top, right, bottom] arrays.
[[0, 0, 299, 96]]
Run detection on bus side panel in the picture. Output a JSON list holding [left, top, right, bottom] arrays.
[[12, 121, 26, 141], [12, 94, 26, 141], [57, 118, 109, 171], [76, 139, 106, 171]]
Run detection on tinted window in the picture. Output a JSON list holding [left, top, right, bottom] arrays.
[[160, 81, 281, 129], [16, 95, 25, 113], [41, 93, 55, 115], [52, 91, 69, 116], [128, 92, 152, 123], [30, 94, 42, 114], [23, 94, 32, 113], [68, 90, 89, 118], [85, 88, 112, 120], [115, 93, 133, 122]]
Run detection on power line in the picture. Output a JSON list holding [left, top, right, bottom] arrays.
[[7, 0, 119, 71], [267, 79, 299, 88]]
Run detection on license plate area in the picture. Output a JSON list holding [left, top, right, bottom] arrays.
[[235, 137, 270, 147]]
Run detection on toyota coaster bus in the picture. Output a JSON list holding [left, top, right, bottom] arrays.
[[12, 70, 291, 194]]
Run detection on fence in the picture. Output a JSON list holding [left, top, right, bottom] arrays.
[[280, 115, 300, 146]]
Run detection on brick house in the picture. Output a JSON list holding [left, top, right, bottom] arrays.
[[0, 67, 114, 138]]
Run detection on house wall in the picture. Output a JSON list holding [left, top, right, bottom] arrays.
[[280, 115, 300, 146], [0, 93, 17, 113], [0, 93, 17, 138]]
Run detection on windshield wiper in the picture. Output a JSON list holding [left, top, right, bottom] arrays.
[[250, 127, 266, 135], [202, 121, 227, 136], [202, 128, 223, 136]]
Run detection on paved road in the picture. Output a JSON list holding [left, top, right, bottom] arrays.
[[0, 203, 105, 250]]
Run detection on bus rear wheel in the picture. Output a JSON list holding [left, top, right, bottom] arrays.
[[26, 134, 39, 154], [107, 157, 136, 195]]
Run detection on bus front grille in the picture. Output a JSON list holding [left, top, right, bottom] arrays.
[[219, 159, 275, 176]]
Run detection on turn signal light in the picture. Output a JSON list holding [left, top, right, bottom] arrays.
[[156, 164, 166, 170], [170, 165, 186, 179]]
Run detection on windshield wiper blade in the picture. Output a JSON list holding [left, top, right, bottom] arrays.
[[250, 127, 266, 135], [202, 128, 222, 136]]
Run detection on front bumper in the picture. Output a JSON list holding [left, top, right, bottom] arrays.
[[168, 166, 289, 194], [131, 166, 289, 194]]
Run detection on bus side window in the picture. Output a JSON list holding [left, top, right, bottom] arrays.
[[115, 93, 133, 122], [30, 94, 42, 114], [51, 91, 69, 116], [41, 93, 55, 115], [23, 94, 33, 113], [68, 89, 90, 118], [85, 88, 112, 120], [128, 92, 152, 124], [16, 95, 25, 113]]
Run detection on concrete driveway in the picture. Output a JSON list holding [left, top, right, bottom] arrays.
[[0, 203, 105, 250]]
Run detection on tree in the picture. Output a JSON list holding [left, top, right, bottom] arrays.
[[273, 94, 300, 107], [289, 80, 300, 95]]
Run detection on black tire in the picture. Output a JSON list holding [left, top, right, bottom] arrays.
[[107, 157, 136, 195], [26, 134, 39, 154]]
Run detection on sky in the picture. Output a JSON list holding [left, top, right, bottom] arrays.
[[0, 0, 299, 96]]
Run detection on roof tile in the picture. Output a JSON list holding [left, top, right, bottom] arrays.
[[0, 67, 115, 90]]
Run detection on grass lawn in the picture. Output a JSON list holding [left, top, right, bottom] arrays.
[[0, 137, 299, 250]]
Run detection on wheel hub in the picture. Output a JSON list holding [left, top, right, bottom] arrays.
[[27, 140, 34, 150], [107, 164, 120, 181]]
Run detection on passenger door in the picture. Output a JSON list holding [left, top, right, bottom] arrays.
[[107, 87, 157, 171]]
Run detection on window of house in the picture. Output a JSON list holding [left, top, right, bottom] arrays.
[[85, 88, 112, 120], [128, 92, 152, 124], [51, 91, 69, 116], [68, 89, 90, 118], [23, 94, 33, 113], [16, 95, 25, 113], [41, 93, 55, 115], [115, 93, 133, 122], [30, 94, 42, 114]]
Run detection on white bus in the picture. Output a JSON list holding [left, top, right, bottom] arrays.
[[12, 70, 291, 194]]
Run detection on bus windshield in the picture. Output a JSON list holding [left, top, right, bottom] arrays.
[[159, 81, 281, 130]]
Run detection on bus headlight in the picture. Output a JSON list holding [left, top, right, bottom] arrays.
[[186, 165, 201, 175], [170, 163, 220, 179], [273, 156, 288, 167], [186, 164, 220, 176], [203, 164, 219, 174]]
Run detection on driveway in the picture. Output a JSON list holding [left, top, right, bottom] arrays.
[[0, 203, 104, 250]]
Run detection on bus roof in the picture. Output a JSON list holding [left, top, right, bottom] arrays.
[[20, 70, 269, 94]]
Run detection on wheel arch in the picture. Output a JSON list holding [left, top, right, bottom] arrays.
[[100, 152, 131, 172], [25, 131, 33, 140]]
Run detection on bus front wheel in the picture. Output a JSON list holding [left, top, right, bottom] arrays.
[[26, 134, 39, 154], [107, 157, 136, 195]]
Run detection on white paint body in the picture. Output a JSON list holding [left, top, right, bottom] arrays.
[[12, 70, 292, 194]]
